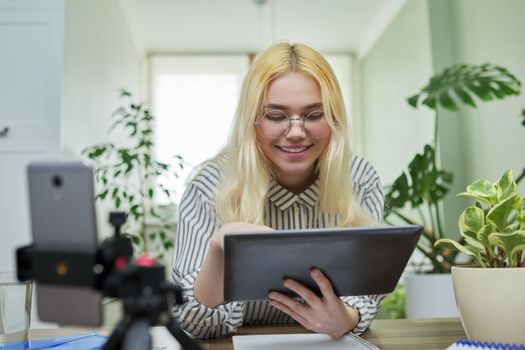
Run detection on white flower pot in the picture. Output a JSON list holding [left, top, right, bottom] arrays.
[[404, 273, 459, 318], [452, 266, 525, 344]]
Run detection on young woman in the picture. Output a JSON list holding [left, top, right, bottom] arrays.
[[171, 42, 385, 339]]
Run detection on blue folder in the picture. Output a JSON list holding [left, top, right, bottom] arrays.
[[1, 333, 107, 350]]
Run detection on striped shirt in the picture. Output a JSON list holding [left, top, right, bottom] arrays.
[[171, 155, 385, 339]]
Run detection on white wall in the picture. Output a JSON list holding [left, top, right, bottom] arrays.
[[358, 0, 434, 184], [62, 0, 143, 237]]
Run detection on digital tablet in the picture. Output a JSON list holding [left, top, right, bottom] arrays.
[[223, 225, 422, 302]]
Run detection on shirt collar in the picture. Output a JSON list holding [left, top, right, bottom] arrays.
[[268, 179, 320, 211]]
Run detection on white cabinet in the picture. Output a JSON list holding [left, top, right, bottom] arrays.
[[0, 0, 63, 272]]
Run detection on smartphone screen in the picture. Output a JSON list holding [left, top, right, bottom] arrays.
[[27, 162, 103, 326]]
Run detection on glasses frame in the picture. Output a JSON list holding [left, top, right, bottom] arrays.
[[254, 109, 336, 139]]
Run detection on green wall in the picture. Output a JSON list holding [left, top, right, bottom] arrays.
[[451, 0, 525, 190], [359, 0, 525, 236]]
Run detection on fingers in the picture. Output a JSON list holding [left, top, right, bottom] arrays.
[[269, 293, 310, 327], [281, 279, 322, 307], [310, 269, 336, 299]]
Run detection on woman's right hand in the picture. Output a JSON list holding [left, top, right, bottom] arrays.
[[210, 221, 274, 251], [195, 222, 273, 307]]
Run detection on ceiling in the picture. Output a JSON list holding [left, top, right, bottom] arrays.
[[119, 0, 405, 57]]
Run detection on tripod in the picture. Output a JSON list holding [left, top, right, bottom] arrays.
[[100, 212, 203, 350], [100, 260, 201, 350], [17, 211, 202, 350]]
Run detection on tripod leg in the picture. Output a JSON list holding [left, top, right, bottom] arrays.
[[165, 318, 203, 350], [122, 319, 152, 350], [103, 319, 129, 350]]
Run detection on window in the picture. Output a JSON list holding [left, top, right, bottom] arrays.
[[150, 55, 249, 202]]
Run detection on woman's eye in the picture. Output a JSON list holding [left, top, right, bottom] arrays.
[[265, 112, 288, 122], [306, 111, 325, 120]]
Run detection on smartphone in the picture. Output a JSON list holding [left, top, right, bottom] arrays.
[[27, 162, 103, 326]]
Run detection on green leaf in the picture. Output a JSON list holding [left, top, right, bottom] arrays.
[[488, 231, 525, 266], [438, 91, 458, 111], [496, 170, 516, 201], [120, 89, 131, 97], [86, 146, 107, 159], [131, 235, 140, 245], [422, 96, 436, 110], [408, 63, 521, 111], [487, 194, 518, 232], [453, 86, 476, 108], [460, 179, 497, 206], [96, 189, 109, 201], [148, 188, 154, 199], [407, 94, 419, 108], [115, 197, 121, 209], [384, 144, 452, 223], [463, 235, 486, 252], [435, 238, 486, 267], [458, 206, 485, 239], [477, 223, 497, 248]]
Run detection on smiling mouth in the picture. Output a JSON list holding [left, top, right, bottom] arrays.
[[278, 145, 311, 153]]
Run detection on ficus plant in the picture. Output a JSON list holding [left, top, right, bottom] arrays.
[[83, 89, 183, 260], [435, 170, 525, 268], [384, 63, 522, 273]]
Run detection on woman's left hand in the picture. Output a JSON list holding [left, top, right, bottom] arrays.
[[268, 268, 359, 339]]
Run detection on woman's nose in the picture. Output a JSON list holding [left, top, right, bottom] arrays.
[[285, 117, 306, 139]]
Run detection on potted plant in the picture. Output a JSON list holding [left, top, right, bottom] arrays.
[[83, 90, 184, 261], [383, 64, 521, 317], [435, 170, 525, 344]]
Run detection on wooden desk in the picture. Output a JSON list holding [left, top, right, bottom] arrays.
[[30, 318, 465, 350], [198, 318, 465, 350]]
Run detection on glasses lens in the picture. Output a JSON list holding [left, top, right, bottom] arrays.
[[259, 110, 290, 139], [304, 110, 331, 139]]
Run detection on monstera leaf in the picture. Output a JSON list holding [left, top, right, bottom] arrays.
[[385, 144, 453, 214], [408, 63, 521, 112]]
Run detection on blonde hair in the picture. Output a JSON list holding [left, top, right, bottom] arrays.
[[210, 42, 374, 227]]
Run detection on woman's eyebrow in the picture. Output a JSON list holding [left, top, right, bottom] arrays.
[[263, 102, 323, 110]]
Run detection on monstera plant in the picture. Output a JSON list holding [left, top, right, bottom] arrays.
[[384, 63, 522, 273]]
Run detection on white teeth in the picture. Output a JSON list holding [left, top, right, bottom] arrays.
[[281, 147, 307, 153]]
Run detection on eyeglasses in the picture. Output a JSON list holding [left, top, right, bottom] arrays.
[[255, 109, 333, 139]]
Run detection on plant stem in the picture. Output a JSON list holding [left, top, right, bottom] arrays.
[[417, 244, 447, 273], [427, 202, 437, 241], [392, 210, 447, 272], [516, 168, 525, 185], [433, 111, 439, 158], [433, 202, 444, 239], [416, 207, 428, 229], [392, 211, 434, 242]]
